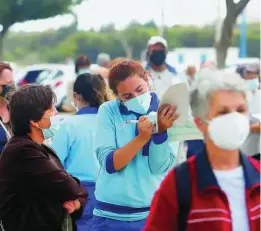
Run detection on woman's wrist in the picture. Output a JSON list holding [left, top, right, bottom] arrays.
[[136, 134, 152, 144]]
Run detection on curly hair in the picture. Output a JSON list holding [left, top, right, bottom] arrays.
[[108, 59, 147, 94]]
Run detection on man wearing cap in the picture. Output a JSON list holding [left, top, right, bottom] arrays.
[[145, 36, 181, 99]]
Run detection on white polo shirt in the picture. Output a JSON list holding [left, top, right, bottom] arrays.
[[149, 69, 188, 99]]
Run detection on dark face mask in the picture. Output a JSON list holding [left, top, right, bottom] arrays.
[[149, 50, 166, 66], [1, 85, 15, 98]]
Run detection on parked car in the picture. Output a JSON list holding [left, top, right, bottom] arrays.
[[223, 58, 260, 73], [16, 64, 75, 110]]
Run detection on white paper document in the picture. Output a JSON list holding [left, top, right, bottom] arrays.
[[159, 82, 189, 126]]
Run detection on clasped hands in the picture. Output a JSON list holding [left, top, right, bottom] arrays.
[[63, 199, 81, 214]]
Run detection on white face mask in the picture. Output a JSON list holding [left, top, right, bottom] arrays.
[[208, 112, 250, 150], [123, 92, 151, 115]]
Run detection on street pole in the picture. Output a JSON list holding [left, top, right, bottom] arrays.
[[215, 0, 222, 44], [158, 0, 165, 37], [240, 10, 247, 57]]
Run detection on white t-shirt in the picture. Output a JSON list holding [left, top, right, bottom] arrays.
[[149, 69, 187, 99], [214, 167, 250, 231]]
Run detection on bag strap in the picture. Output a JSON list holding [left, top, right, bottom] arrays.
[[175, 162, 192, 231]]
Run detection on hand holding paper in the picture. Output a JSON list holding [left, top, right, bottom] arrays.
[[158, 82, 203, 141], [157, 105, 179, 134]]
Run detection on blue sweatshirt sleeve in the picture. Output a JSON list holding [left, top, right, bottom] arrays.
[[51, 121, 73, 166], [148, 132, 177, 174], [94, 103, 117, 174]]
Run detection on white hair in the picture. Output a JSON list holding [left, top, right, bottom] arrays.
[[190, 69, 248, 120], [96, 53, 111, 67]]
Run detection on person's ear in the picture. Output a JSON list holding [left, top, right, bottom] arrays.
[[194, 117, 207, 134], [144, 71, 151, 82], [73, 92, 81, 102], [30, 120, 39, 129]]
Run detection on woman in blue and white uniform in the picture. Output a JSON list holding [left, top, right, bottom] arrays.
[[91, 60, 179, 231], [52, 73, 108, 230]]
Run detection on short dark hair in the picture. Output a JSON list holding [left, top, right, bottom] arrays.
[[75, 55, 91, 73], [108, 59, 146, 94], [9, 85, 56, 136], [74, 73, 107, 107]]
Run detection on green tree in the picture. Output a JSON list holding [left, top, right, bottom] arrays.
[[143, 21, 157, 29], [0, 0, 83, 59], [100, 23, 116, 33], [3, 22, 260, 65]]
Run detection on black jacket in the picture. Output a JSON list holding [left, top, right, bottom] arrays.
[[0, 135, 87, 231]]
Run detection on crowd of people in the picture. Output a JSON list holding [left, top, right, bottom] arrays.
[[0, 36, 259, 231]]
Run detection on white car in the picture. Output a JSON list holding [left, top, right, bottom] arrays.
[[16, 64, 75, 110], [223, 58, 260, 73], [226, 57, 260, 67]]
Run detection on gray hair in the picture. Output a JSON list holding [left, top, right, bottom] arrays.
[[96, 53, 111, 67], [190, 69, 248, 120]]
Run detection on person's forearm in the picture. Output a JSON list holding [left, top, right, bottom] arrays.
[[113, 135, 148, 171], [251, 123, 260, 133]]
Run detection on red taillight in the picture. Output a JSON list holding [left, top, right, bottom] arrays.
[[55, 81, 63, 88], [19, 80, 28, 86]]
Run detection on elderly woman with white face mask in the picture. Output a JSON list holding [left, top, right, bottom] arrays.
[[144, 70, 260, 231]]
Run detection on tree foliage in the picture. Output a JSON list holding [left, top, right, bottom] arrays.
[[0, 0, 83, 59], [3, 22, 260, 65]]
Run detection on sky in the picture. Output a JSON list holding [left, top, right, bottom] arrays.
[[11, 0, 260, 32]]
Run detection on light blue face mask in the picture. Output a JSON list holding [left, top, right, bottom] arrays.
[[39, 116, 63, 140], [246, 78, 259, 91], [123, 92, 151, 115]]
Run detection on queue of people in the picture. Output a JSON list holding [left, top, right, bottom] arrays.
[[0, 35, 259, 231]]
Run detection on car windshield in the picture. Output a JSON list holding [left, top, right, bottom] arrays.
[[23, 70, 44, 83], [22, 69, 52, 84], [36, 70, 53, 84]]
